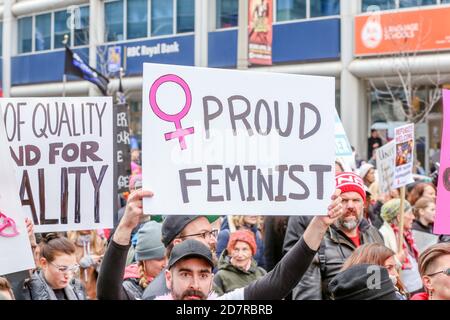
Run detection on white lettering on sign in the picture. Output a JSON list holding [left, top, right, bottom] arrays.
[[126, 41, 180, 58]]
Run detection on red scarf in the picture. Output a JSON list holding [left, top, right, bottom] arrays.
[[390, 224, 419, 270]]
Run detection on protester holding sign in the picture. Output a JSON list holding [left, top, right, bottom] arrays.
[[108, 187, 342, 300], [379, 199, 423, 294], [23, 233, 86, 300]]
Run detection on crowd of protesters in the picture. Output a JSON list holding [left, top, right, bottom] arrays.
[[1, 138, 450, 301]]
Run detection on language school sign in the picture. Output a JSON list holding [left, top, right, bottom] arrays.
[[1, 97, 114, 233], [142, 64, 335, 215]]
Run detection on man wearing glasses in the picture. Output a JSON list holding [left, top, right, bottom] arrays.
[[97, 202, 220, 300]]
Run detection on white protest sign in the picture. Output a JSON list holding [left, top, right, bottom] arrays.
[[393, 123, 414, 188], [334, 110, 355, 172], [0, 105, 35, 275], [1, 97, 114, 233], [142, 63, 335, 215], [376, 140, 395, 194]]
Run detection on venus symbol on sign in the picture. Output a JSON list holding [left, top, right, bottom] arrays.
[[149, 74, 195, 150]]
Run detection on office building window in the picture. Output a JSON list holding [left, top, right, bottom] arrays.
[[0, 22, 3, 56], [105, 0, 124, 42], [362, 0, 440, 11], [18, 17, 32, 53], [399, 0, 437, 7], [151, 0, 174, 36], [216, 0, 238, 28], [277, 0, 306, 21], [127, 0, 148, 39], [54, 10, 70, 48], [35, 13, 51, 51], [362, 0, 396, 11], [310, 0, 340, 17], [74, 6, 90, 46], [177, 0, 195, 33]]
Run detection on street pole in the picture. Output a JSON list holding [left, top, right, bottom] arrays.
[[62, 34, 69, 97]]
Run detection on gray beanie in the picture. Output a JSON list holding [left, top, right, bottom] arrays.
[[135, 221, 165, 261]]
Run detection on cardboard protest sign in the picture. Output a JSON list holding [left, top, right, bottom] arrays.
[[1, 97, 114, 233], [0, 105, 35, 275], [334, 110, 355, 172], [142, 63, 335, 215], [393, 123, 414, 188], [434, 89, 450, 235], [376, 140, 395, 194], [115, 103, 131, 193]]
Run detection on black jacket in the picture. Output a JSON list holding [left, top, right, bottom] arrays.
[[23, 270, 85, 300], [283, 217, 384, 300]]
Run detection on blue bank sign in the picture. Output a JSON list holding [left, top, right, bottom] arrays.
[[101, 35, 195, 76]]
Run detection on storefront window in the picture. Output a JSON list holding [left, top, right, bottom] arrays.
[[362, 0, 396, 11], [216, 0, 238, 28], [18, 17, 32, 53], [177, 0, 195, 33], [74, 6, 90, 46], [127, 0, 148, 39], [310, 0, 340, 17], [105, 0, 124, 42], [399, 0, 437, 7], [54, 10, 70, 48], [35, 13, 51, 51], [276, 0, 306, 21], [151, 0, 173, 36]]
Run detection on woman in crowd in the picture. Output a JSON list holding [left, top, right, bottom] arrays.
[[407, 182, 436, 206], [23, 233, 86, 300], [217, 215, 266, 269], [379, 199, 423, 294], [213, 229, 266, 295], [411, 242, 450, 300], [412, 197, 436, 234], [118, 221, 166, 300], [67, 230, 107, 299], [340, 243, 408, 299]]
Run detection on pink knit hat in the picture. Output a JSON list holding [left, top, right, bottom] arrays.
[[335, 172, 366, 202], [227, 229, 257, 256]]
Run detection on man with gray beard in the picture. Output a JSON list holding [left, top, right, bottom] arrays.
[[283, 172, 384, 300]]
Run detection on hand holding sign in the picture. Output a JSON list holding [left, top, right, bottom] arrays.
[[114, 189, 154, 245]]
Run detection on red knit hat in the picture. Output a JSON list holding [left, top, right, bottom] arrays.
[[335, 172, 366, 202], [227, 229, 257, 256]]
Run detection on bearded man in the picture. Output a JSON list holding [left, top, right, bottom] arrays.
[[284, 172, 385, 300]]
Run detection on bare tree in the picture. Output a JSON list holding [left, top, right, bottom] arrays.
[[368, 9, 446, 125]]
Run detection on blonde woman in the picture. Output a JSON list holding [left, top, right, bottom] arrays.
[[67, 230, 106, 299], [120, 221, 166, 300]]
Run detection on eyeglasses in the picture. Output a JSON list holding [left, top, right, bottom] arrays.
[[49, 261, 80, 274], [426, 268, 450, 277], [179, 229, 219, 240]]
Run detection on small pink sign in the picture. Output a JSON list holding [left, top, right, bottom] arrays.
[[434, 89, 450, 235]]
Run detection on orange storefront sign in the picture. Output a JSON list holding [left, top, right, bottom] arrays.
[[355, 6, 450, 56]]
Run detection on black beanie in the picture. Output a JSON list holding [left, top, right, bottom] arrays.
[[328, 264, 399, 300]]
